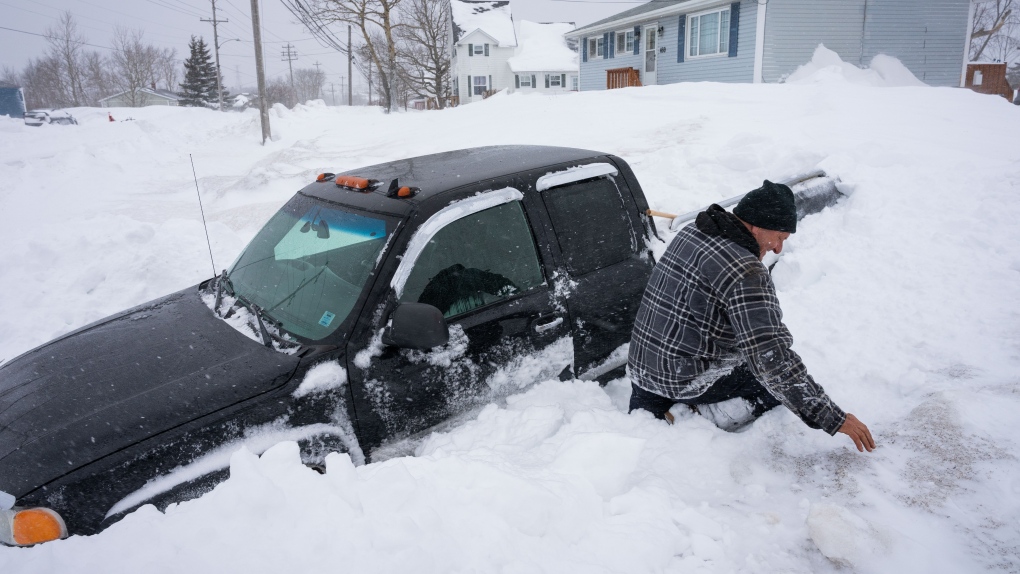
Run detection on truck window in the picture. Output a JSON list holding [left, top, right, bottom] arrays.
[[400, 201, 545, 318], [542, 177, 635, 276]]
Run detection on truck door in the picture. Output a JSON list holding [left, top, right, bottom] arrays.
[[534, 161, 654, 380], [345, 187, 570, 455]]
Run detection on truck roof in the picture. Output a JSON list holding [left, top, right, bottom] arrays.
[[301, 145, 608, 216]]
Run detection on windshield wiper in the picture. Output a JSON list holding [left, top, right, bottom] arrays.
[[213, 270, 231, 316], [266, 267, 325, 313]]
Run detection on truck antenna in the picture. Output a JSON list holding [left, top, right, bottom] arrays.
[[190, 154, 218, 278]]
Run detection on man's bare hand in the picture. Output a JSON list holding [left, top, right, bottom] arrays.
[[838, 413, 875, 452]]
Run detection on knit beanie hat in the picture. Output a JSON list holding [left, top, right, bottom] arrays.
[[733, 180, 797, 233]]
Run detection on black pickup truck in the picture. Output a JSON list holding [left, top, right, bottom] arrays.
[[0, 145, 666, 542]]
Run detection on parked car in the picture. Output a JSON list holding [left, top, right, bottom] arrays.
[[0, 145, 658, 544], [23, 109, 78, 126]]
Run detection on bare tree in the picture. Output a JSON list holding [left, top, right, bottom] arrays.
[[293, 67, 327, 102], [972, 0, 1019, 61], [283, 0, 403, 112], [21, 56, 64, 109], [395, 0, 451, 108], [46, 12, 90, 106], [266, 76, 296, 107], [0, 66, 19, 88], [155, 48, 179, 91], [110, 28, 173, 106]]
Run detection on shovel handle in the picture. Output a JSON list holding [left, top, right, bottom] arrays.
[[646, 209, 678, 219]]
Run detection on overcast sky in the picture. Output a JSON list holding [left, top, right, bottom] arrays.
[[0, 0, 635, 97]]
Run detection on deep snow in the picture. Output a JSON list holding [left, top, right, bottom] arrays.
[[1, 49, 1019, 572]]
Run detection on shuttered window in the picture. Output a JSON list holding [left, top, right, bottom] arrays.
[[688, 7, 730, 58]]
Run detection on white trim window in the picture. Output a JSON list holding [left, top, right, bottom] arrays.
[[589, 38, 597, 59], [549, 74, 562, 87], [473, 44, 485, 55], [473, 75, 488, 95], [596, 37, 604, 57], [616, 30, 634, 54], [688, 6, 731, 58], [520, 74, 532, 88]]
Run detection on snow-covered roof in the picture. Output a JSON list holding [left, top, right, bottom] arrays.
[[508, 21, 578, 73], [99, 87, 182, 103], [451, 0, 517, 47]]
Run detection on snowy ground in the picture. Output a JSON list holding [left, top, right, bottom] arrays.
[[1, 49, 1019, 572]]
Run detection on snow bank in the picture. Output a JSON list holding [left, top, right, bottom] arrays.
[[2, 52, 1020, 572], [787, 45, 928, 87]]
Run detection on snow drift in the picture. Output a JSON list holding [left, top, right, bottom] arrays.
[[1, 51, 1019, 573]]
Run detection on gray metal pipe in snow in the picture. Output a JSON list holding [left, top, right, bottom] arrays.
[[646, 170, 845, 232]]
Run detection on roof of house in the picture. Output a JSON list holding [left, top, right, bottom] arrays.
[[508, 21, 578, 73], [451, 0, 518, 47], [570, 0, 688, 36], [100, 87, 183, 102]]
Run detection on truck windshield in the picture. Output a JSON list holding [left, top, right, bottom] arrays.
[[227, 194, 396, 341]]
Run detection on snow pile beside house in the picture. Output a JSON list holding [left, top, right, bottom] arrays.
[[2, 50, 1020, 573], [787, 44, 928, 87], [508, 21, 578, 73]]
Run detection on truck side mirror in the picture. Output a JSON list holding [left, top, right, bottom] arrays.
[[382, 303, 449, 350]]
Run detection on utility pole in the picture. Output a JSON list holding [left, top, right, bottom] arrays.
[[282, 43, 298, 101], [313, 61, 322, 99], [200, 0, 228, 111], [347, 25, 353, 106], [340, 76, 345, 105], [249, 0, 271, 143], [329, 82, 336, 106]]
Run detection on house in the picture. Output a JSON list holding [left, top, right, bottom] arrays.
[[0, 86, 26, 118], [99, 87, 182, 107], [566, 0, 976, 91], [450, 0, 518, 104], [508, 21, 579, 94], [964, 63, 1013, 100]]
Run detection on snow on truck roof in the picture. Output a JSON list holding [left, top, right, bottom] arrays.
[[508, 21, 578, 73], [451, 0, 517, 47]]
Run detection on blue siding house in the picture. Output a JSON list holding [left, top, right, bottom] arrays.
[[567, 0, 976, 90]]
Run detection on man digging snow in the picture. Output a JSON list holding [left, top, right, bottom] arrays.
[[628, 180, 875, 452]]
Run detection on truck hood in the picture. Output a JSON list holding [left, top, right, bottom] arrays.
[[0, 287, 300, 498]]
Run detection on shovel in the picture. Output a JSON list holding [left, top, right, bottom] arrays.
[[646, 170, 845, 232]]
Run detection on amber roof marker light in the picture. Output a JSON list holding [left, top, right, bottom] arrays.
[[0, 506, 69, 546], [335, 175, 379, 191]]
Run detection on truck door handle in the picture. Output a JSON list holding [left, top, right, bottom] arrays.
[[533, 316, 564, 333]]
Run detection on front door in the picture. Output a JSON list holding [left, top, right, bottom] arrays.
[[345, 187, 571, 456], [644, 25, 658, 86]]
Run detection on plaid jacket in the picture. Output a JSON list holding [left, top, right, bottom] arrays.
[[628, 221, 846, 435]]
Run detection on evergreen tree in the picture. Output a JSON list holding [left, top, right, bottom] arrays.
[[179, 36, 217, 107]]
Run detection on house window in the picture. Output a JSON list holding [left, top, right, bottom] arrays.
[[616, 30, 634, 54], [473, 75, 488, 95], [589, 38, 597, 59], [520, 74, 532, 88], [572, 76, 578, 91], [688, 7, 730, 58], [550, 74, 562, 87], [473, 44, 485, 55], [596, 37, 604, 57]]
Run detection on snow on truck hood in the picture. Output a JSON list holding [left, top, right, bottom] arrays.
[[0, 287, 299, 498]]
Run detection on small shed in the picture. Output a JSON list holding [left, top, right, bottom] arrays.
[[965, 63, 1013, 100], [0, 86, 26, 118], [99, 87, 182, 108]]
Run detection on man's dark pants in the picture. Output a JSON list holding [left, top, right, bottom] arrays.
[[629, 364, 782, 421]]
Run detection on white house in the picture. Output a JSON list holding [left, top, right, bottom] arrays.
[[450, 0, 518, 104], [507, 21, 579, 94]]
